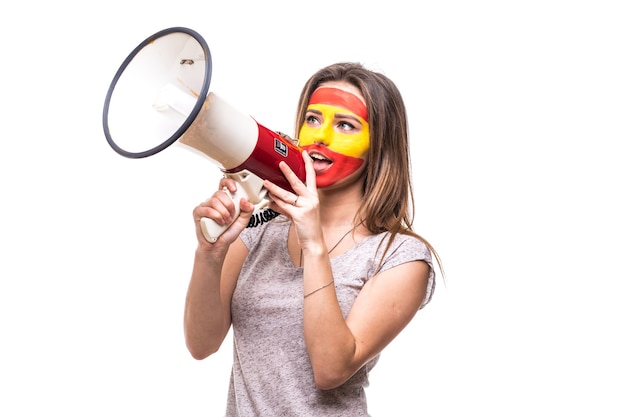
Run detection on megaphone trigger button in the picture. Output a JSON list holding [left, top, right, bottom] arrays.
[[277, 131, 299, 146], [276, 131, 290, 140]]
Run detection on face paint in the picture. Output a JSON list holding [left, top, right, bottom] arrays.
[[301, 144, 364, 188], [308, 87, 368, 122], [298, 87, 370, 187]]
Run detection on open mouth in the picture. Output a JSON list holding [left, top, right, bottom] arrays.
[[308, 150, 333, 173]]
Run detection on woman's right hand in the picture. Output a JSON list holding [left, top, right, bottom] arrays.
[[192, 177, 255, 251]]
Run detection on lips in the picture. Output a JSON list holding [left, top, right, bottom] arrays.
[[305, 146, 333, 174]]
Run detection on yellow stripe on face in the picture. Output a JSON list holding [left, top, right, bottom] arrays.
[[298, 103, 370, 159]]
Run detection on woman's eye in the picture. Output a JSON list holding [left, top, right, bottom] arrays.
[[338, 121, 356, 131], [305, 115, 320, 126]]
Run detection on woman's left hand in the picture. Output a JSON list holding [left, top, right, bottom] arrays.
[[263, 150, 323, 250]]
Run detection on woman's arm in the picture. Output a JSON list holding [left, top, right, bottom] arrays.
[[184, 238, 248, 359], [183, 178, 254, 360], [262, 151, 431, 389], [302, 256, 430, 389]]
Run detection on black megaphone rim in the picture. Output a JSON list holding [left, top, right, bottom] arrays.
[[102, 26, 212, 159]]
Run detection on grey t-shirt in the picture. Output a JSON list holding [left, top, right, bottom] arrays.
[[225, 217, 435, 416]]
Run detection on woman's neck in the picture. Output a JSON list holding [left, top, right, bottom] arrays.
[[317, 182, 364, 228]]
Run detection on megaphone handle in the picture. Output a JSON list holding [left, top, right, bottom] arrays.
[[199, 186, 248, 243], [199, 170, 267, 243]]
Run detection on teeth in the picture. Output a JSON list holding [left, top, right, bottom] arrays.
[[310, 153, 330, 162]]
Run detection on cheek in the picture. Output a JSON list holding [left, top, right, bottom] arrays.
[[298, 125, 316, 146], [331, 131, 370, 159]]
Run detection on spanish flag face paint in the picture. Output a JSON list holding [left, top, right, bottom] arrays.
[[298, 87, 370, 188]]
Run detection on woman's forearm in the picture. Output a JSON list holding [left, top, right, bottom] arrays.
[[302, 252, 358, 389], [184, 248, 230, 360]]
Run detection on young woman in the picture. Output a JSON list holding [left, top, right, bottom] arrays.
[[184, 62, 440, 416]]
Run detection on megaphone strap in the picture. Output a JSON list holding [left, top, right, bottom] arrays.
[[247, 208, 281, 228]]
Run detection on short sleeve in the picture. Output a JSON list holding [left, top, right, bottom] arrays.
[[377, 235, 436, 309]]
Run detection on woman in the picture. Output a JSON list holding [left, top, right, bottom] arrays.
[[184, 62, 440, 416]]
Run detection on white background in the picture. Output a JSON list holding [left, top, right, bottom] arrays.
[[1, 1, 625, 415]]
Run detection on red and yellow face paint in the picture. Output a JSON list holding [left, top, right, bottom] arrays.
[[298, 87, 370, 188]]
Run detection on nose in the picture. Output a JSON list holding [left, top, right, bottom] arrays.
[[312, 122, 332, 146]]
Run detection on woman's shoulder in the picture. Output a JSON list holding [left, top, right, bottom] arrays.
[[361, 231, 432, 260], [367, 231, 436, 308]]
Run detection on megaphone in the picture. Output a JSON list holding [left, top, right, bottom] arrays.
[[102, 27, 305, 242]]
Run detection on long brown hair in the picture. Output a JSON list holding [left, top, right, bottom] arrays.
[[294, 62, 443, 276]]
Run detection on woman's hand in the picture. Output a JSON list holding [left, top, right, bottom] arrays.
[[263, 150, 324, 252], [192, 177, 255, 251]]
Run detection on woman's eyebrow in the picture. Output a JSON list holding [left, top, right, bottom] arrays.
[[334, 113, 363, 124], [306, 108, 363, 125]]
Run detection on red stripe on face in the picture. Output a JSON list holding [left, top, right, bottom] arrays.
[[302, 144, 365, 188], [308, 88, 368, 122]]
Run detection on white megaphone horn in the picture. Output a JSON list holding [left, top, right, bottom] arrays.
[[102, 27, 305, 243]]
